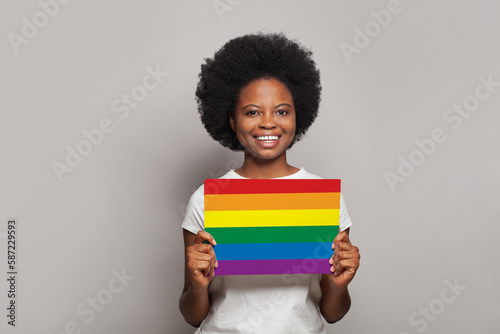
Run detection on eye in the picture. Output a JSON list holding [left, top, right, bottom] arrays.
[[276, 109, 288, 115], [246, 110, 259, 116]]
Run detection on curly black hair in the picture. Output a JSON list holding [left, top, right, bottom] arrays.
[[196, 32, 322, 151]]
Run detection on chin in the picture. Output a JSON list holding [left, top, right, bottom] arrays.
[[247, 150, 286, 161]]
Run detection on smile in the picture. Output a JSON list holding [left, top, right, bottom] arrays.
[[255, 135, 280, 142]]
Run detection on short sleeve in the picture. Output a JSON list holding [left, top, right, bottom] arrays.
[[181, 185, 205, 235], [339, 193, 353, 232]]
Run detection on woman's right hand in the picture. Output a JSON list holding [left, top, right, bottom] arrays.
[[186, 231, 218, 290]]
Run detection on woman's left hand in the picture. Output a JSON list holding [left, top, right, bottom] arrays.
[[328, 230, 360, 289]]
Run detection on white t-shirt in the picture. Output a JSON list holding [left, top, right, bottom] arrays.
[[182, 168, 353, 334]]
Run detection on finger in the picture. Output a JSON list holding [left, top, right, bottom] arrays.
[[210, 253, 215, 277], [200, 260, 212, 277], [332, 260, 343, 276], [189, 255, 208, 273], [334, 258, 359, 277], [331, 252, 342, 268], [333, 231, 348, 243], [206, 244, 218, 268], [192, 244, 219, 268], [198, 243, 218, 268], [191, 258, 210, 277], [194, 252, 215, 264], [188, 244, 216, 268], [195, 251, 216, 277], [334, 259, 349, 276], [194, 230, 217, 246], [331, 245, 360, 277], [332, 231, 349, 249], [331, 238, 353, 264], [196, 254, 215, 277], [334, 246, 360, 265], [335, 241, 356, 253], [194, 248, 218, 270], [210, 248, 219, 268], [331, 258, 349, 274], [195, 230, 217, 246], [333, 251, 351, 266], [334, 249, 360, 274]]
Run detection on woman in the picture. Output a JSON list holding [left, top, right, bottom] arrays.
[[180, 33, 360, 333]]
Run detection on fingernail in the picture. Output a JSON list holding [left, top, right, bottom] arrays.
[[215, 261, 219, 268], [330, 266, 334, 273], [329, 258, 333, 265]]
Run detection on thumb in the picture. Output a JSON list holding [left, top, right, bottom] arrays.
[[332, 230, 348, 250], [195, 230, 217, 246]]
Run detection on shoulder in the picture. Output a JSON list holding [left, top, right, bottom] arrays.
[[187, 169, 239, 205], [181, 184, 205, 234], [186, 184, 204, 207], [183, 169, 239, 219]]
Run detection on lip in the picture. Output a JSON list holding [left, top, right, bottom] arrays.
[[253, 135, 281, 148], [254, 134, 281, 138]]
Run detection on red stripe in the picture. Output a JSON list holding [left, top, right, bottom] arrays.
[[204, 179, 340, 195]]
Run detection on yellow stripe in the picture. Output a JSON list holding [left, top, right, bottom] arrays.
[[204, 192, 340, 211], [204, 209, 339, 228]]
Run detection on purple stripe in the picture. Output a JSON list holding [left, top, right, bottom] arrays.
[[215, 258, 331, 276]]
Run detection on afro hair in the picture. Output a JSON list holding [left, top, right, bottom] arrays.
[[196, 32, 322, 151]]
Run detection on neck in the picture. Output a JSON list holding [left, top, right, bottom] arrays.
[[235, 151, 299, 179]]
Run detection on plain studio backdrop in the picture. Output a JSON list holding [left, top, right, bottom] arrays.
[[1, 1, 499, 333]]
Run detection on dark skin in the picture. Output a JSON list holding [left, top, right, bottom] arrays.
[[179, 78, 360, 326]]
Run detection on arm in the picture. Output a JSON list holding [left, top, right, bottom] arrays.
[[319, 227, 360, 323], [179, 229, 218, 327]]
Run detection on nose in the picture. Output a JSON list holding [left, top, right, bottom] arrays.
[[259, 111, 277, 129]]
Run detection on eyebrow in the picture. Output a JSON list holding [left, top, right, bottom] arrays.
[[240, 103, 293, 110], [241, 104, 261, 110]]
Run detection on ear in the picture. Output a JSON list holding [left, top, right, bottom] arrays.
[[229, 113, 236, 132]]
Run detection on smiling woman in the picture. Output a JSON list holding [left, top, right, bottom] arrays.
[[229, 78, 297, 177], [179, 33, 360, 333], [195, 33, 321, 152]]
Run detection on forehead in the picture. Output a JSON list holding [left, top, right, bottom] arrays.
[[237, 78, 294, 105]]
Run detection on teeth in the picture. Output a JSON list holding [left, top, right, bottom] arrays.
[[257, 136, 279, 141]]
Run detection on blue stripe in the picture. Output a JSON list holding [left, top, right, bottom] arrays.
[[214, 242, 334, 261]]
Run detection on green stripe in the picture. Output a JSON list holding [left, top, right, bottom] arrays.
[[205, 226, 339, 244]]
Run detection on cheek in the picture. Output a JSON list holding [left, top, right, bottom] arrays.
[[234, 125, 250, 143], [235, 131, 246, 143], [280, 119, 296, 133], [285, 121, 296, 142], [235, 118, 256, 134]]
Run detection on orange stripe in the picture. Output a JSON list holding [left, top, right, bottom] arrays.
[[204, 192, 340, 211]]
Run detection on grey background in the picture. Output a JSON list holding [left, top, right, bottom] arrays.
[[1, 0, 499, 333]]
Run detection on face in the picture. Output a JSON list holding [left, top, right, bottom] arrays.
[[230, 78, 296, 161]]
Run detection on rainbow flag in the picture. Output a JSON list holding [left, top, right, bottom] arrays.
[[204, 179, 340, 275]]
